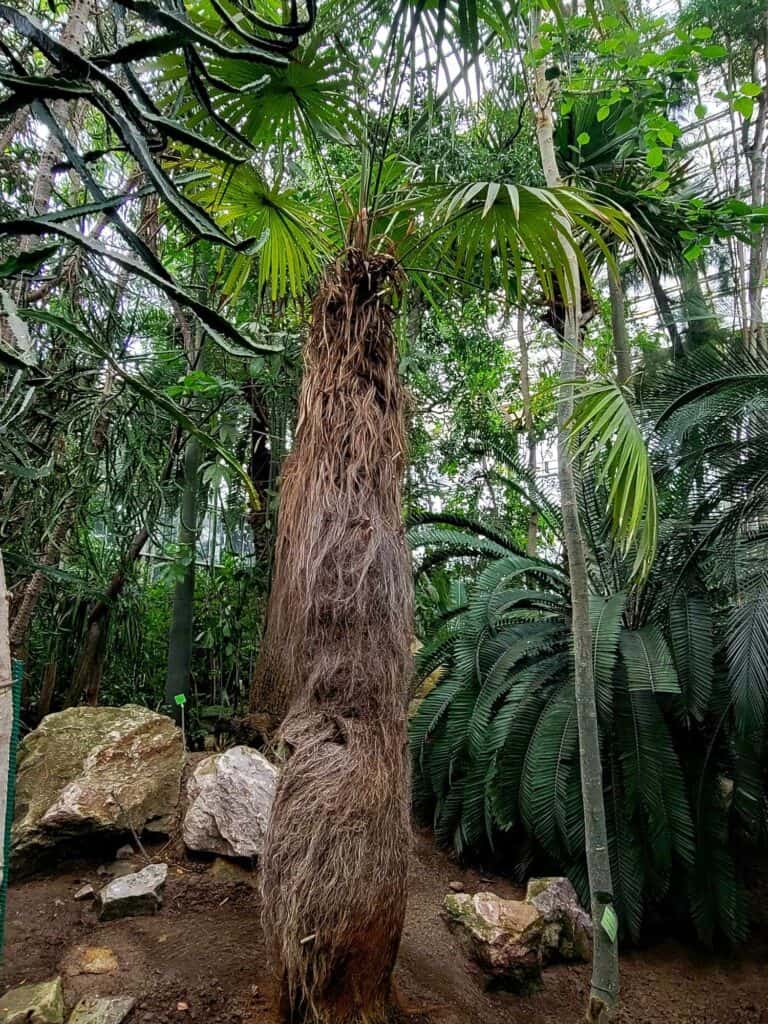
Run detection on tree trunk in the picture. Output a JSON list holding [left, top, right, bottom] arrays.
[[37, 661, 57, 720], [516, 304, 539, 555], [8, 491, 79, 660], [678, 261, 720, 350], [243, 377, 273, 558], [646, 265, 684, 358], [531, 17, 619, 1021], [20, 0, 93, 251], [606, 258, 632, 386], [261, 245, 412, 1024], [163, 435, 202, 717], [744, 66, 767, 353], [0, 549, 20, 956]]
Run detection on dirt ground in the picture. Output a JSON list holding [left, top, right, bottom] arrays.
[[4, 828, 768, 1024]]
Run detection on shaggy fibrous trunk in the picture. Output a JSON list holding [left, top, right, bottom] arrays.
[[261, 247, 412, 1024]]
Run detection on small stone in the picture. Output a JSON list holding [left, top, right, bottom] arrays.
[[74, 884, 95, 901], [175, 1002, 189, 1012], [68, 996, 136, 1024], [448, 880, 465, 893], [64, 946, 119, 976], [97, 863, 168, 921], [0, 977, 64, 1024], [115, 844, 134, 860]]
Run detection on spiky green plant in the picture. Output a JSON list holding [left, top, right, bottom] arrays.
[[409, 502, 751, 946]]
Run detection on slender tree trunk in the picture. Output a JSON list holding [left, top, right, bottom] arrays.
[[744, 60, 767, 353], [37, 661, 56, 720], [20, 0, 93, 251], [606, 258, 632, 386], [678, 261, 720, 349], [9, 491, 79, 660], [646, 265, 684, 357], [516, 304, 539, 555], [531, 16, 619, 1021], [0, 549, 17, 947], [163, 435, 202, 717], [243, 377, 272, 558]]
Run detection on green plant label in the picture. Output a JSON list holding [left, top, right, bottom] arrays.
[[174, 693, 187, 706], [601, 904, 618, 943]]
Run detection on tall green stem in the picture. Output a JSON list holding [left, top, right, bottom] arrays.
[[530, 11, 619, 1020], [164, 433, 202, 719]]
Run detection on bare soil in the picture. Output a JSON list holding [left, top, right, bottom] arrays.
[[4, 828, 768, 1024]]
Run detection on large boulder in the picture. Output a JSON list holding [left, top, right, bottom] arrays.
[[182, 745, 276, 859], [12, 706, 183, 872], [443, 891, 544, 994], [525, 877, 592, 963]]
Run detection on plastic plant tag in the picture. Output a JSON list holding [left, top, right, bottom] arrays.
[[601, 903, 618, 943], [174, 693, 187, 706]]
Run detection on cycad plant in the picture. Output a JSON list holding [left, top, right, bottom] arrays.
[[409, 485, 751, 946]]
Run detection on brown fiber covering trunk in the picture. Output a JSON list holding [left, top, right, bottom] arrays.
[[260, 247, 413, 1023]]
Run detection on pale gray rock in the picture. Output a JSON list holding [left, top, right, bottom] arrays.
[[97, 863, 167, 921], [182, 745, 276, 859], [525, 876, 593, 962]]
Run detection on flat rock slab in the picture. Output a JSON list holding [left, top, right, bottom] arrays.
[[12, 706, 183, 873], [97, 863, 167, 921], [0, 978, 64, 1024], [183, 745, 276, 859], [68, 997, 135, 1024], [63, 946, 119, 976]]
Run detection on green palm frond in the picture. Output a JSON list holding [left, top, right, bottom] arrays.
[[409, 182, 632, 302], [197, 165, 332, 299], [620, 625, 680, 695], [570, 379, 658, 579], [590, 591, 627, 720], [669, 593, 713, 720], [409, 505, 745, 943], [728, 591, 768, 736]]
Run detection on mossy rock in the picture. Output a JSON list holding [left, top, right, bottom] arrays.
[[12, 706, 183, 874]]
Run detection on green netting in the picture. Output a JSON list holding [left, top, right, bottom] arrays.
[[0, 658, 22, 962]]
